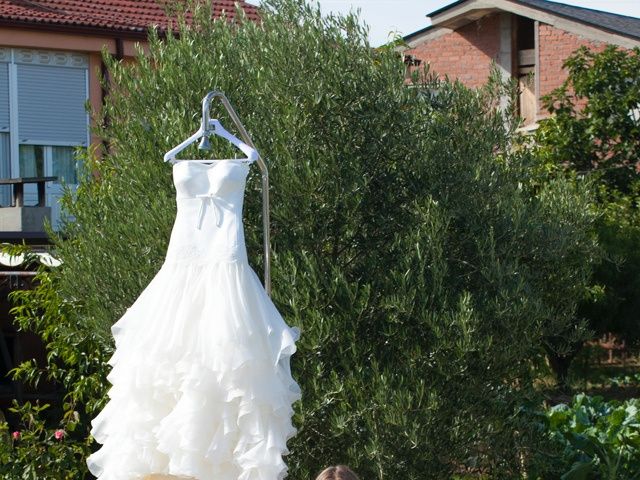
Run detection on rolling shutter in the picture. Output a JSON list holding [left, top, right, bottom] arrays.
[[0, 63, 9, 132], [0, 61, 9, 202], [17, 64, 87, 144]]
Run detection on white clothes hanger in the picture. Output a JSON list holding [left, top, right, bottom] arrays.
[[163, 118, 259, 164]]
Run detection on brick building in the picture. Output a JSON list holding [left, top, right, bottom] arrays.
[[401, 0, 640, 128]]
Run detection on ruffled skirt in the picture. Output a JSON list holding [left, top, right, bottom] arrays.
[[86, 257, 301, 480]]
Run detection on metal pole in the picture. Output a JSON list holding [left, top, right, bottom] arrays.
[[200, 92, 271, 296]]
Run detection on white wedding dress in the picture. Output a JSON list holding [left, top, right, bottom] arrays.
[[86, 159, 301, 480]]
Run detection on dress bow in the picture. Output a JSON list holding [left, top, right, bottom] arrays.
[[195, 193, 225, 230]]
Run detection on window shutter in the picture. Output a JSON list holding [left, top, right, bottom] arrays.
[[0, 63, 9, 132], [0, 59, 9, 202], [17, 64, 87, 144]]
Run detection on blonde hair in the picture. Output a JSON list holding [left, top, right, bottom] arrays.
[[315, 465, 360, 480]]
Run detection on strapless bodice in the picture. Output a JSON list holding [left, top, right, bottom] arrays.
[[164, 160, 252, 265]]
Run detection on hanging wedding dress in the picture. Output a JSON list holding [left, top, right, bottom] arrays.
[[86, 158, 301, 480]]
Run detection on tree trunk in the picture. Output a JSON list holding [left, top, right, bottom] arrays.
[[543, 342, 583, 391]]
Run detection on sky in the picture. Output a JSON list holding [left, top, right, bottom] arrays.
[[257, 1, 640, 46]]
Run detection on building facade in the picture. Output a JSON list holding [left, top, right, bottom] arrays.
[[401, 0, 640, 128], [0, 0, 258, 232]]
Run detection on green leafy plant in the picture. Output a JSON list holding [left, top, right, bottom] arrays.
[[609, 373, 640, 388], [0, 243, 102, 479], [0, 401, 91, 480], [546, 394, 640, 480]]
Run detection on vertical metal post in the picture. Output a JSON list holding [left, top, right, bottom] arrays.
[[200, 92, 271, 296]]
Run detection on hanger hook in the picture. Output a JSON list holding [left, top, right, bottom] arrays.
[[201, 91, 225, 130], [199, 91, 226, 150]]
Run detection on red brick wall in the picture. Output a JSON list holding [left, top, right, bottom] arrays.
[[537, 23, 607, 118], [404, 13, 502, 88], [406, 14, 616, 121]]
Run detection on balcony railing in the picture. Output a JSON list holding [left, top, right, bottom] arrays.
[[0, 176, 57, 238]]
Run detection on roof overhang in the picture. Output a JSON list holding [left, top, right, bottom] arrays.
[[0, 18, 160, 40], [402, 0, 640, 50]]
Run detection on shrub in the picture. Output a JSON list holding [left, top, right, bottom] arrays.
[[541, 394, 640, 480], [0, 400, 91, 480]]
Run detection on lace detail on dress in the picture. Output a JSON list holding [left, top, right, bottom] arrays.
[[164, 242, 246, 266], [173, 244, 203, 261]]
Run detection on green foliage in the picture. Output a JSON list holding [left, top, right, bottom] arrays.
[[545, 394, 640, 480], [0, 401, 91, 480], [608, 372, 640, 388], [584, 187, 640, 345], [536, 45, 640, 191], [0, 245, 102, 479], [4, 0, 599, 478], [534, 44, 640, 353]]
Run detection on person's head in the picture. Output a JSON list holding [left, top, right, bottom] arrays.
[[315, 465, 360, 480]]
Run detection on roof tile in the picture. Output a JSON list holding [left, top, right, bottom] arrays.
[[0, 0, 259, 35], [514, 0, 640, 41]]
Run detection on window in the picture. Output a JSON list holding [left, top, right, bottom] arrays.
[[516, 16, 537, 126], [0, 48, 89, 228], [17, 145, 83, 206], [52, 146, 80, 185], [19, 144, 44, 178]]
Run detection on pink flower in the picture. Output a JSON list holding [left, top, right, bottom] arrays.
[[11, 431, 20, 440], [54, 429, 65, 440]]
